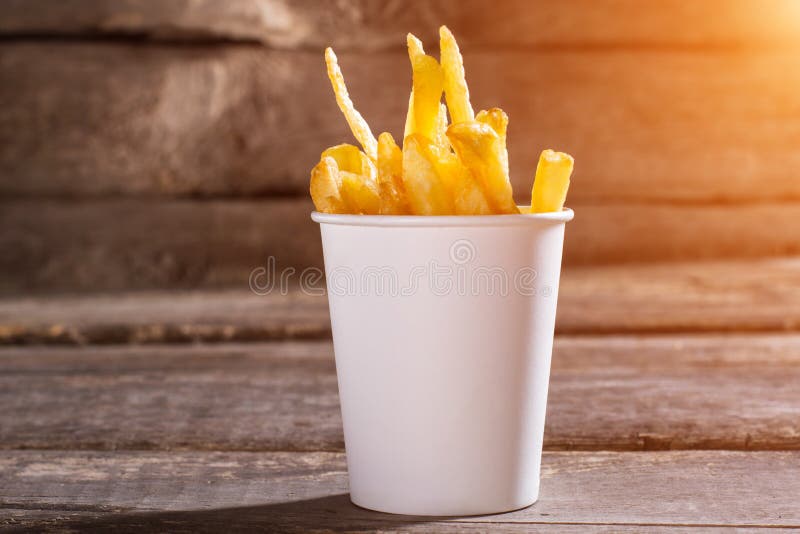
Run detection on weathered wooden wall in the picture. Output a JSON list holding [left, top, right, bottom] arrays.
[[3, 0, 800, 293]]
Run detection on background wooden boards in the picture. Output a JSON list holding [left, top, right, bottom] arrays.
[[3, 258, 800, 342], [4, 43, 800, 203], [3, 2, 800, 292], [3, 3, 800, 527], [4, 1, 800, 50], [4, 200, 800, 294], [2, 336, 798, 452]]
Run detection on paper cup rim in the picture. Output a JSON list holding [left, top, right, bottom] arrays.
[[312, 207, 574, 227]]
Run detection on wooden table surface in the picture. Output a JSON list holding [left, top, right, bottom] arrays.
[[2, 259, 800, 532]]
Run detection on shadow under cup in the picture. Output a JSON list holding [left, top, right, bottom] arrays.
[[312, 208, 574, 516]]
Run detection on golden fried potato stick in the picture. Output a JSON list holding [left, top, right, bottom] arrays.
[[325, 48, 378, 161], [476, 108, 509, 177], [439, 25, 474, 124], [407, 33, 425, 59], [433, 103, 450, 155], [475, 108, 508, 140], [403, 92, 415, 140], [403, 134, 456, 215], [410, 56, 443, 142], [309, 156, 345, 214], [377, 132, 410, 214], [406, 34, 448, 151], [340, 171, 381, 214], [403, 34, 426, 139], [531, 149, 574, 213], [436, 153, 493, 215], [447, 121, 518, 214], [322, 143, 376, 180], [405, 34, 443, 142]]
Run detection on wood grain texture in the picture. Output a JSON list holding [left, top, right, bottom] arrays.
[[0, 0, 296, 45], [0, 518, 761, 534], [0, 198, 322, 294], [3, 198, 800, 293], [556, 258, 800, 334], [1, 451, 798, 530], [0, 43, 313, 198], [4, 43, 800, 204], [2, 258, 800, 343], [3, 0, 800, 50], [565, 204, 800, 264], [1, 336, 798, 452], [0, 290, 331, 345]]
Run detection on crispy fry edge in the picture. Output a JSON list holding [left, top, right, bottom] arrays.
[[324, 47, 378, 161]]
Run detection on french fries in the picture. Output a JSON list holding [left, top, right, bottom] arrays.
[[447, 122, 518, 214], [322, 144, 376, 179], [407, 34, 443, 142], [476, 108, 509, 178], [309, 157, 345, 214], [433, 103, 450, 155], [402, 134, 455, 215], [377, 132, 410, 215], [531, 150, 574, 213], [403, 92, 415, 140], [439, 26, 474, 124], [340, 171, 381, 214], [403, 34, 425, 139], [311, 27, 574, 216], [436, 153, 493, 215], [325, 48, 378, 161]]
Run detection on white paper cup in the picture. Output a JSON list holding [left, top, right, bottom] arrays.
[[312, 208, 574, 516]]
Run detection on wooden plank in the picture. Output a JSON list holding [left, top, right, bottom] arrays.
[[4, 199, 800, 293], [3, 1, 800, 50], [4, 44, 800, 204], [0, 43, 315, 198], [2, 258, 800, 343], [1, 451, 798, 530], [1, 336, 798, 452], [566, 204, 800, 264], [0, 342, 344, 452], [0, 0, 285, 43], [0, 290, 332, 345], [557, 258, 800, 334], [0, 515, 730, 534], [0, 198, 322, 294]]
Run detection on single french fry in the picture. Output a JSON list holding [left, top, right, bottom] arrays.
[[403, 91, 415, 140], [476, 108, 509, 178], [439, 25, 474, 124], [433, 102, 450, 155], [475, 108, 508, 141], [340, 171, 381, 214], [324, 48, 378, 161], [407, 34, 449, 154], [309, 156, 345, 214], [447, 121, 518, 214], [411, 56, 443, 141], [402, 134, 455, 215], [377, 132, 410, 214], [322, 143, 376, 180], [403, 34, 425, 140], [531, 149, 574, 213], [406, 34, 443, 142], [436, 153, 493, 215], [407, 33, 425, 59]]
